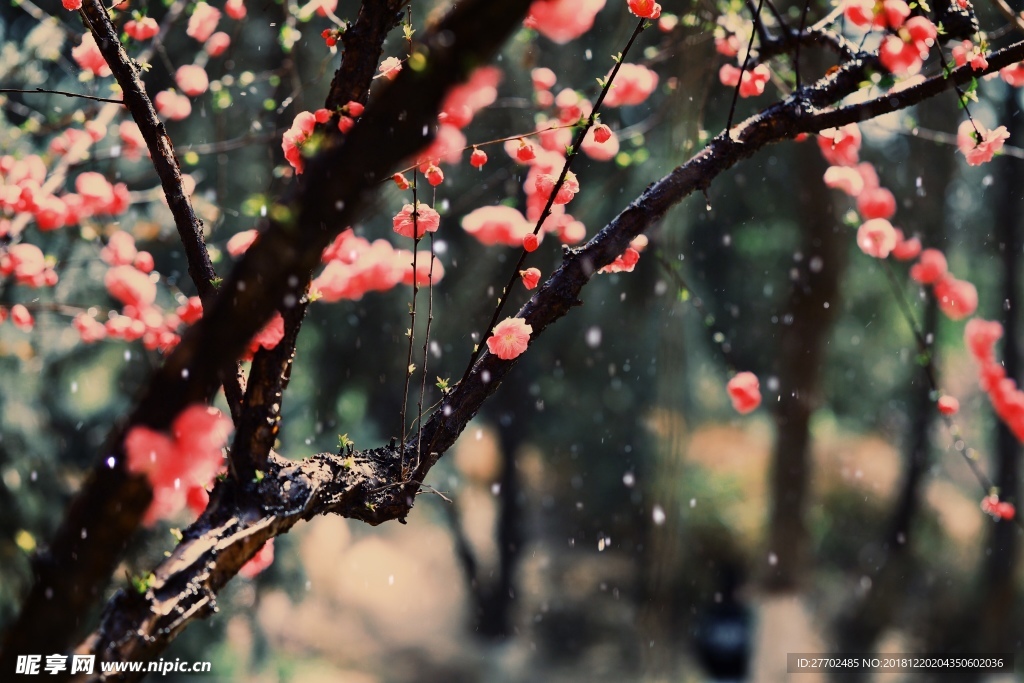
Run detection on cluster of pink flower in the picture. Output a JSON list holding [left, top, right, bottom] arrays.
[[0, 243, 57, 288], [965, 319, 1024, 443], [0, 304, 34, 332], [841, 0, 937, 74], [124, 404, 233, 525], [124, 402, 275, 574], [308, 227, 444, 302], [819, 123, 978, 321], [714, 12, 771, 98], [1, 158, 130, 233], [69, 231, 179, 351], [281, 101, 364, 174]]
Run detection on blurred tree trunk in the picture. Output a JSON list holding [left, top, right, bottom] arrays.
[[639, 313, 690, 681], [975, 90, 1022, 655], [474, 417, 523, 639], [763, 141, 844, 592], [831, 97, 956, 679]]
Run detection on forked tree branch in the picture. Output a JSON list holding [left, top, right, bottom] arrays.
[[67, 32, 1024, 678]]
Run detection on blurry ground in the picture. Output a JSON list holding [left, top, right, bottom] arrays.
[[215, 416, 992, 683]]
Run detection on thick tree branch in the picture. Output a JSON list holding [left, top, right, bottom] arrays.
[[79, 0, 217, 301], [235, 0, 406, 480]]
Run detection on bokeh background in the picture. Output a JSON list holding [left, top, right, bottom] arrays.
[[1, 0, 1023, 680]]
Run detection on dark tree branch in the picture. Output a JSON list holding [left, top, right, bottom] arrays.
[[76, 0, 248, 428], [233, 0, 406, 481]]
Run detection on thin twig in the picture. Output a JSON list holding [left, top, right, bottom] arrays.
[[727, 0, 767, 131], [0, 87, 127, 105], [795, 0, 812, 87], [459, 17, 650, 385]]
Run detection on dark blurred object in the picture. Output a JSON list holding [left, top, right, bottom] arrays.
[[932, 0, 978, 41], [692, 566, 752, 682]]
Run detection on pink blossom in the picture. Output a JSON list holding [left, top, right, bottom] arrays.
[[890, 229, 921, 261], [462, 205, 532, 247], [952, 40, 989, 70], [378, 56, 402, 81], [856, 218, 898, 258], [205, 32, 231, 57], [416, 124, 466, 168], [823, 166, 864, 196], [520, 267, 541, 290], [534, 171, 579, 205], [393, 202, 441, 239], [73, 313, 107, 343], [937, 395, 959, 415], [10, 304, 33, 331], [817, 124, 861, 166], [125, 405, 232, 525], [155, 90, 192, 121], [531, 67, 557, 91], [424, 165, 444, 187], [176, 64, 210, 97], [516, 139, 537, 163], [628, 0, 661, 19], [187, 2, 221, 43], [981, 495, 1016, 521], [603, 63, 659, 107], [105, 265, 157, 308], [857, 186, 896, 220], [879, 0, 910, 28], [62, 0, 82, 10], [526, 0, 606, 44], [119, 121, 146, 157], [227, 229, 258, 257], [313, 235, 407, 301], [524, 233, 540, 252], [244, 312, 285, 359], [76, 172, 115, 213], [486, 317, 533, 360], [965, 318, 1003, 363], [281, 111, 317, 174], [72, 33, 111, 77], [1, 244, 46, 284], [239, 539, 275, 578], [225, 0, 246, 19], [440, 66, 501, 129], [470, 148, 488, 168], [842, 0, 874, 26], [101, 231, 137, 266], [1001, 62, 1024, 87], [719, 64, 771, 98], [957, 120, 1010, 166], [909, 248, 947, 284], [933, 275, 977, 320], [399, 250, 445, 287], [134, 252, 154, 273], [125, 17, 159, 41], [582, 125, 619, 161], [879, 36, 925, 75], [174, 298, 201, 327], [599, 247, 641, 274], [727, 372, 761, 414]]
